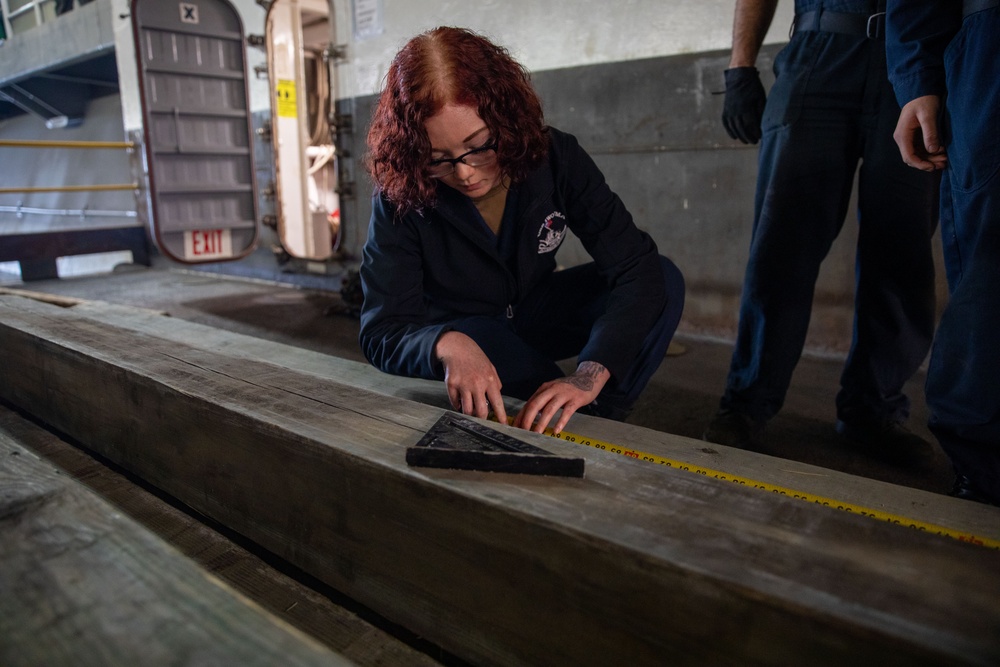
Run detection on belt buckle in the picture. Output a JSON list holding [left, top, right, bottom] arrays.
[[866, 11, 886, 39]]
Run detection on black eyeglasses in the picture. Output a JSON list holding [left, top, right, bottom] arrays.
[[426, 140, 498, 178]]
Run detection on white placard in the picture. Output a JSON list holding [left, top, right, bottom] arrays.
[[184, 229, 233, 261], [352, 0, 383, 40]]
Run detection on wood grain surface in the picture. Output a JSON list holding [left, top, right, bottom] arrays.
[[1, 295, 998, 666], [0, 409, 350, 667]]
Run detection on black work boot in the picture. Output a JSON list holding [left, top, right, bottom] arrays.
[[950, 474, 1000, 507], [703, 409, 766, 452], [834, 415, 934, 467]]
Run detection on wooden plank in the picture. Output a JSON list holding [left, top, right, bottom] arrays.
[[0, 404, 451, 667], [1, 297, 999, 665], [0, 287, 87, 308], [53, 296, 1000, 542], [0, 287, 168, 315], [0, 410, 351, 667]]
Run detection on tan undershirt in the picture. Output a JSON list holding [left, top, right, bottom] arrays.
[[471, 179, 509, 236]]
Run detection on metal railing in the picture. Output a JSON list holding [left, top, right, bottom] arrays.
[[0, 203, 137, 219], [0, 138, 138, 195], [0, 0, 89, 42]]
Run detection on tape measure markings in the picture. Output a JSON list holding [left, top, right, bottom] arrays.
[[538, 424, 999, 550]]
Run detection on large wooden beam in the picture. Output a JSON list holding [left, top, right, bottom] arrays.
[[0, 401, 457, 667], [0, 408, 350, 667], [55, 294, 1000, 543], [1, 296, 998, 665]]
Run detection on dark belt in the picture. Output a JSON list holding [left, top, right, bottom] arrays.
[[965, 0, 999, 18], [792, 9, 885, 40]]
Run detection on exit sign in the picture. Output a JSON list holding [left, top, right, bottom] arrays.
[[183, 229, 233, 261]]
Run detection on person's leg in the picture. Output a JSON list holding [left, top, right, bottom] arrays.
[[510, 263, 609, 364], [926, 12, 1000, 504], [718, 114, 858, 426], [834, 73, 938, 463], [709, 34, 878, 450], [593, 256, 684, 416], [446, 315, 564, 402], [928, 253, 1000, 504], [512, 257, 684, 419], [450, 261, 624, 403]]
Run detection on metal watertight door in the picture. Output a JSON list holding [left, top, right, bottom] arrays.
[[131, 0, 259, 263]]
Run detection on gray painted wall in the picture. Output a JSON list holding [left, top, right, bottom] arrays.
[[335, 45, 944, 356], [0, 0, 945, 358]]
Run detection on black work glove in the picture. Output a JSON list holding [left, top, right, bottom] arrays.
[[722, 67, 766, 145]]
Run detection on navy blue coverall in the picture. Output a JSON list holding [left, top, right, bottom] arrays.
[[887, 0, 1000, 503], [721, 0, 939, 428], [359, 127, 685, 415]]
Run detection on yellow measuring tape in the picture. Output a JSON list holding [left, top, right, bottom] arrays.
[[524, 420, 1000, 550]]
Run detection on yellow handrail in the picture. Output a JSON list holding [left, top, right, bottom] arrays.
[[0, 140, 135, 150], [0, 184, 138, 194]]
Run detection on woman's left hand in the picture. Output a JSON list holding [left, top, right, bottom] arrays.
[[513, 361, 610, 434]]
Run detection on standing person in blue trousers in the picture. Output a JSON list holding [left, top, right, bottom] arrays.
[[887, 0, 1000, 505], [704, 0, 940, 464]]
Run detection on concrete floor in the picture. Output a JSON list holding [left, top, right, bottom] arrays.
[[2, 254, 956, 499]]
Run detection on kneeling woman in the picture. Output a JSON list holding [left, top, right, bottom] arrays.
[[360, 26, 684, 435]]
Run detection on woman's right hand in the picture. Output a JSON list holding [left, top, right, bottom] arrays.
[[434, 331, 507, 424]]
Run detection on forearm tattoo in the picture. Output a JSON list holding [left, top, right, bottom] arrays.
[[557, 361, 607, 392]]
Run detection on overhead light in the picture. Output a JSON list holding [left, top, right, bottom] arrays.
[[45, 115, 84, 129]]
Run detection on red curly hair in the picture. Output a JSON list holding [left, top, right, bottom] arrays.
[[365, 27, 549, 215]]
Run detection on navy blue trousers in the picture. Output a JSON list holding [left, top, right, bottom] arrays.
[[449, 256, 684, 411], [722, 31, 939, 425], [926, 8, 1000, 501]]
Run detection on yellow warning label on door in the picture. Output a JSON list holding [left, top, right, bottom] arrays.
[[276, 79, 297, 118]]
